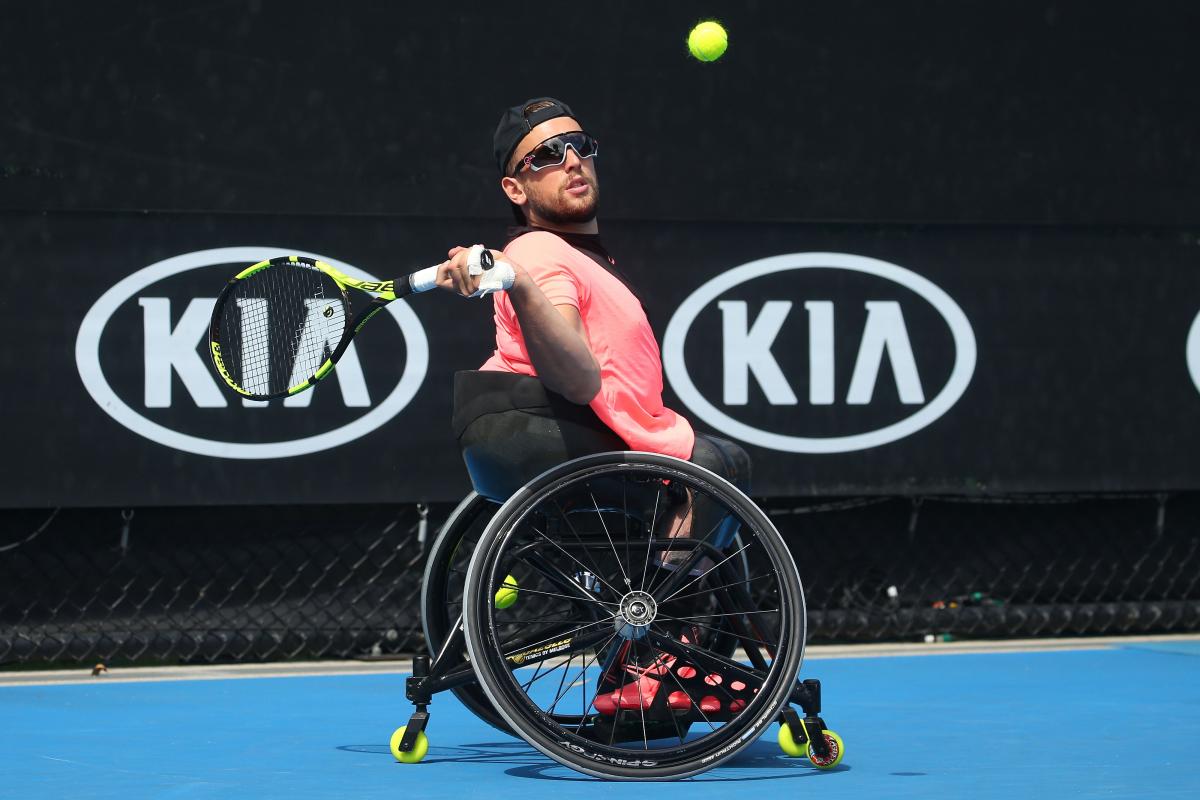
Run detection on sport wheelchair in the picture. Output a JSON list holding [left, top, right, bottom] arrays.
[[390, 373, 844, 780]]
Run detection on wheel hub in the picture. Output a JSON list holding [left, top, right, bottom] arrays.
[[614, 590, 657, 640]]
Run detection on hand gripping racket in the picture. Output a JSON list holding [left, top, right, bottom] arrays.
[[209, 245, 513, 400]]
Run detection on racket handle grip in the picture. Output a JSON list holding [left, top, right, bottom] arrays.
[[401, 251, 516, 298], [406, 265, 441, 294]]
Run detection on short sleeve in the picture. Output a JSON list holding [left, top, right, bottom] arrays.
[[504, 232, 581, 310]]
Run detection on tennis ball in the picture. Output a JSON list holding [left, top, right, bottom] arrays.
[[494, 575, 519, 609], [687, 21, 728, 62]]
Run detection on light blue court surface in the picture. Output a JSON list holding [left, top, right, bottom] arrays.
[[3, 642, 1199, 799]]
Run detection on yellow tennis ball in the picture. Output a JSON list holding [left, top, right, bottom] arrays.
[[688, 21, 728, 62], [494, 575, 519, 609]]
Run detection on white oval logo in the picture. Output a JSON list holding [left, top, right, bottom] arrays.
[[75, 246, 429, 459], [1188, 310, 1200, 395], [663, 252, 976, 453]]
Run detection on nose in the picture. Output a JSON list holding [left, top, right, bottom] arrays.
[[563, 145, 583, 170]]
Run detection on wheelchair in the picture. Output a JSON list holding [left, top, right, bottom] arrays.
[[390, 373, 844, 780]]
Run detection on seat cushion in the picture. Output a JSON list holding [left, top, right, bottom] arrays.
[[453, 371, 626, 501]]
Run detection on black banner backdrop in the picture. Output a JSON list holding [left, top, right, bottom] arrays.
[[3, 2, 1199, 227], [3, 3, 1200, 507], [1, 212, 1198, 507]]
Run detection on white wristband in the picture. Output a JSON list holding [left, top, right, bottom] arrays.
[[471, 259, 516, 298]]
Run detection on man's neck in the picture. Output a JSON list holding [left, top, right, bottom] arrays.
[[525, 215, 599, 235]]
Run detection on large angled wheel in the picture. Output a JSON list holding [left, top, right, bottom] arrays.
[[420, 491, 510, 732], [462, 452, 805, 780]]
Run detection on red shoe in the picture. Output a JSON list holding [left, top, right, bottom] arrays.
[[592, 644, 677, 714]]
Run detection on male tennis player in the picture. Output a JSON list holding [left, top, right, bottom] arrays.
[[435, 97, 751, 718], [436, 97, 746, 480]]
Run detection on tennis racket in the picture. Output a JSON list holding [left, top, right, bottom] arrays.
[[209, 245, 512, 400]]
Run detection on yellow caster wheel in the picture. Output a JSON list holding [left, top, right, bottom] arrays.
[[806, 729, 845, 769], [389, 725, 429, 764], [777, 722, 809, 757]]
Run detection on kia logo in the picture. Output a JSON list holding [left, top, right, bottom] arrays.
[[1188, 310, 1200, 394], [663, 252, 976, 453], [75, 247, 428, 459]]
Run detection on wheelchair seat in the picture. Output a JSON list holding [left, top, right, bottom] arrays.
[[453, 370, 625, 502]]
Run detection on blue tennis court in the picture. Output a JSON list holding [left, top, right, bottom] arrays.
[[4, 638, 1197, 799]]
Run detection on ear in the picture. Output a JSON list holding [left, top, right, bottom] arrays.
[[500, 175, 527, 208]]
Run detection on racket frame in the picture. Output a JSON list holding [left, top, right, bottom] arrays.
[[209, 255, 411, 401]]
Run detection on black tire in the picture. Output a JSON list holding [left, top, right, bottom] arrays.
[[462, 452, 806, 780], [419, 491, 511, 733]]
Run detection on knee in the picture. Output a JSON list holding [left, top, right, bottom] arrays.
[[691, 433, 752, 493]]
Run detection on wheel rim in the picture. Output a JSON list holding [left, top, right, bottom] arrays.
[[464, 454, 805, 777], [419, 492, 510, 732]]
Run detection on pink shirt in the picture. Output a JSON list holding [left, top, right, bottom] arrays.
[[480, 231, 695, 459]]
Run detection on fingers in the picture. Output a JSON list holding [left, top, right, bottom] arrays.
[[438, 260, 471, 295], [455, 260, 478, 295], [446, 243, 484, 258], [434, 250, 482, 296]]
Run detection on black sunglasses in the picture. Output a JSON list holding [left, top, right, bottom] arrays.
[[511, 131, 599, 177]]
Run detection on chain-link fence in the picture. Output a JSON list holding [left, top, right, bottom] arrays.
[[0, 505, 429, 664], [2, 493, 1198, 666], [771, 493, 1200, 641]]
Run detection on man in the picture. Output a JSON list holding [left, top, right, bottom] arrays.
[[435, 97, 752, 720], [436, 96, 744, 486]]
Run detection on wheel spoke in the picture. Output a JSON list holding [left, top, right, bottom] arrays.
[[546, 629, 620, 716], [570, 631, 623, 735], [518, 551, 622, 614], [500, 616, 616, 661], [504, 609, 578, 626], [548, 648, 575, 715], [641, 495, 692, 600], [529, 524, 625, 598], [663, 572, 776, 605], [645, 628, 766, 684], [656, 641, 720, 735], [549, 498, 623, 592], [654, 614, 777, 650], [622, 478, 632, 594], [495, 583, 619, 609], [661, 608, 780, 621], [588, 488, 633, 590], [520, 657, 548, 691], [639, 485, 663, 593], [655, 538, 754, 606], [631, 636, 650, 750], [650, 624, 746, 708]]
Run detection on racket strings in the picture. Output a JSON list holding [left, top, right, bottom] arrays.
[[219, 260, 347, 397]]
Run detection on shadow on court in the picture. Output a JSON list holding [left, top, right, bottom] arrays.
[[337, 737, 849, 781]]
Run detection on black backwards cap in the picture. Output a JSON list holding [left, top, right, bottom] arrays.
[[493, 97, 578, 176]]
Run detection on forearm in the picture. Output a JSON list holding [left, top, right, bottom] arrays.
[[508, 269, 601, 404]]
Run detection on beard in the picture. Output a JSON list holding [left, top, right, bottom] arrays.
[[523, 175, 600, 225]]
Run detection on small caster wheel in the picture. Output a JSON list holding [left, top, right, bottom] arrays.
[[806, 729, 844, 769], [777, 722, 809, 757], [389, 725, 429, 764]]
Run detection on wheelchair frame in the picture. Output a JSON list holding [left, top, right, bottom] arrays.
[[394, 451, 843, 779]]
